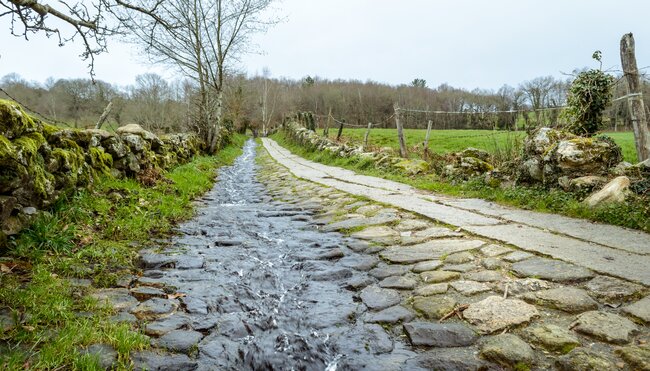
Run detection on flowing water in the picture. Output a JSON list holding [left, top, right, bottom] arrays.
[[143, 140, 416, 370]]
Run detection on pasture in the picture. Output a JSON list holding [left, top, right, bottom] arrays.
[[326, 128, 638, 163]]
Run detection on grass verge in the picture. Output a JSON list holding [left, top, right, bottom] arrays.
[[0, 134, 247, 370], [272, 132, 650, 233]]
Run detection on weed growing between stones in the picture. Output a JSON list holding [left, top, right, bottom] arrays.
[[272, 132, 650, 232], [0, 134, 246, 369]]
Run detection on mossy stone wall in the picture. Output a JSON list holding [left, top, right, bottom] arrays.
[[0, 100, 208, 244]]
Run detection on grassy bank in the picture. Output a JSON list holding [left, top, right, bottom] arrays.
[[0, 134, 247, 370], [273, 132, 650, 233], [326, 128, 638, 163]]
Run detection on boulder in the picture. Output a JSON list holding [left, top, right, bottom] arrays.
[[392, 159, 429, 175], [520, 128, 623, 185], [444, 156, 493, 179], [458, 147, 490, 162], [116, 124, 158, 141], [583, 176, 631, 207], [555, 138, 621, 175]]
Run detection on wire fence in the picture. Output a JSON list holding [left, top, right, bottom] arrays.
[[0, 87, 73, 128]]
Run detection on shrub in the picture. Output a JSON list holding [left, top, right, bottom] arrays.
[[565, 63, 614, 137]]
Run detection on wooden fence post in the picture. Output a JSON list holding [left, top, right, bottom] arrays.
[[336, 119, 345, 141], [423, 119, 433, 159], [394, 103, 408, 158], [620, 32, 650, 162], [363, 122, 372, 149], [95, 101, 113, 129], [324, 107, 332, 137]]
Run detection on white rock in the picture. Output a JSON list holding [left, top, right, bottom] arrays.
[[584, 176, 631, 207]]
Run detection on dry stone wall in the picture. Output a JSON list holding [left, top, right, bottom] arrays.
[[283, 121, 430, 175], [0, 99, 211, 244]]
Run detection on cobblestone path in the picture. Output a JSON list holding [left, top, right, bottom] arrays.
[[92, 139, 649, 370]]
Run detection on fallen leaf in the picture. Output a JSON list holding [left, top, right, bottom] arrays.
[[167, 293, 186, 299]]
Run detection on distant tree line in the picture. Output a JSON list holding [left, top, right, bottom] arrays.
[[2, 70, 648, 134]]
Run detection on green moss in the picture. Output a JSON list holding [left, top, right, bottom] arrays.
[[88, 147, 113, 175], [13, 132, 46, 162], [0, 134, 17, 164], [0, 99, 39, 138], [30, 157, 54, 200], [52, 148, 83, 173], [560, 343, 578, 354], [42, 123, 62, 139]]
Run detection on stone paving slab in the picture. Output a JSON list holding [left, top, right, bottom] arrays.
[[443, 198, 650, 255], [464, 224, 650, 286], [263, 138, 650, 287], [379, 239, 485, 264]]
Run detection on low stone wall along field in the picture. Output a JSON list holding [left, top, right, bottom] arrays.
[[0, 99, 216, 245]]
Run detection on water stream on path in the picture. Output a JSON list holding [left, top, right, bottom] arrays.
[[147, 140, 415, 370]]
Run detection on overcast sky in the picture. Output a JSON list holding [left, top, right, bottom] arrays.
[[1, 0, 649, 90]]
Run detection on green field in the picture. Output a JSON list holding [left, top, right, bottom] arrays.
[[327, 128, 638, 163]]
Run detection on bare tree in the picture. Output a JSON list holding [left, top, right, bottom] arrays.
[[118, 0, 277, 152], [520, 76, 555, 126], [0, 0, 166, 77]]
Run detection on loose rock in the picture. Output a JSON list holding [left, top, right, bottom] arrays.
[[412, 260, 442, 273], [571, 311, 639, 344], [412, 296, 457, 319], [463, 271, 503, 282], [365, 306, 415, 324], [615, 345, 650, 371], [131, 350, 197, 371], [379, 276, 417, 290], [154, 330, 204, 354], [584, 275, 644, 304], [479, 334, 535, 367], [450, 280, 491, 295], [420, 271, 460, 283], [622, 295, 650, 324], [463, 296, 539, 333], [556, 348, 617, 371], [413, 283, 448, 296], [360, 286, 401, 310], [130, 298, 177, 321], [444, 251, 474, 264], [522, 287, 598, 313], [523, 324, 580, 353], [369, 264, 410, 279], [503, 251, 534, 262], [404, 322, 478, 347], [480, 244, 513, 257]]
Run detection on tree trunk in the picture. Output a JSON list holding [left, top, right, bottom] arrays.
[[209, 90, 224, 153], [394, 103, 408, 158], [620, 32, 650, 162]]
